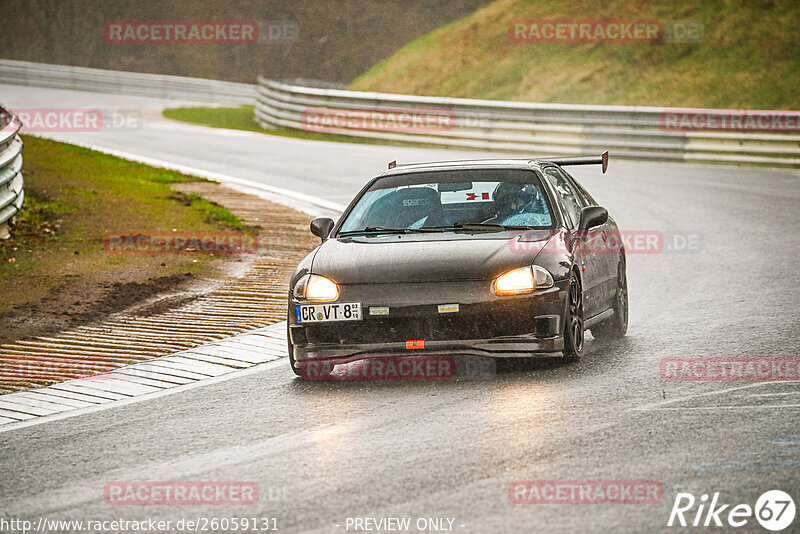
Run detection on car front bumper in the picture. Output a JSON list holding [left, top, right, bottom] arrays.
[[289, 279, 568, 365]]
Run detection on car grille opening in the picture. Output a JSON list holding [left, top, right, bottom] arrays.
[[303, 312, 531, 345]]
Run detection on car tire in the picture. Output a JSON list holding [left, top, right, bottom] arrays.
[[289, 352, 303, 377], [591, 257, 628, 340], [287, 314, 302, 377], [288, 321, 334, 379], [563, 272, 585, 360]]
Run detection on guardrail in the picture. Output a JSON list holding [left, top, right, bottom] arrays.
[[256, 77, 800, 168], [0, 59, 255, 105], [0, 107, 24, 239]]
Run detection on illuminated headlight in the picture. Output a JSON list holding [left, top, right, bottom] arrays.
[[494, 265, 554, 295], [293, 274, 340, 302]]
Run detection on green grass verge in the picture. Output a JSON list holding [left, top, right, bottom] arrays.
[[163, 105, 438, 149], [0, 136, 245, 313], [350, 0, 800, 109], [164, 106, 264, 133]]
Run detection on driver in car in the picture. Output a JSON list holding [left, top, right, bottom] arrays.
[[483, 183, 537, 224]]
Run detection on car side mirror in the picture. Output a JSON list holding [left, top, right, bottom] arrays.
[[310, 217, 335, 242], [578, 206, 608, 231]]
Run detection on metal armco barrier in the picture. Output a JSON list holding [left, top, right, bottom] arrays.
[[256, 77, 800, 168], [0, 108, 23, 239], [0, 59, 255, 105]]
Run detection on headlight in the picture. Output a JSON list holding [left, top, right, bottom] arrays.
[[494, 265, 553, 295], [293, 274, 340, 302]]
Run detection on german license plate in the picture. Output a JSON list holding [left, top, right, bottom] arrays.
[[296, 302, 362, 323]]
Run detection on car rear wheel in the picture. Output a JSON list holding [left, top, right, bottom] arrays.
[[563, 273, 584, 360], [592, 258, 628, 340]]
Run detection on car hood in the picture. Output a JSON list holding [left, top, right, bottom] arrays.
[[311, 231, 557, 284]]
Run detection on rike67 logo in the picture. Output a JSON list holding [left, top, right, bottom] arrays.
[[668, 490, 796, 531]]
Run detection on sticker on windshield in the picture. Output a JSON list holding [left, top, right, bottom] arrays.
[[402, 198, 431, 206]]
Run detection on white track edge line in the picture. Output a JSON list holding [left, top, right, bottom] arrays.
[[0, 358, 287, 434]]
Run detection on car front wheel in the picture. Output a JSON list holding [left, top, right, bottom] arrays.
[[288, 318, 303, 377]]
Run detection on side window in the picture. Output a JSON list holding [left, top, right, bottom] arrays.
[[543, 167, 584, 229], [562, 170, 598, 206]]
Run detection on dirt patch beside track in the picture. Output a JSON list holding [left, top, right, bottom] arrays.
[[0, 181, 319, 395]]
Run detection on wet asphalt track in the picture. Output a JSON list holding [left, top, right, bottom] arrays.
[[1, 84, 799, 533]]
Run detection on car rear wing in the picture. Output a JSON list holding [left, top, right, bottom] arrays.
[[541, 151, 609, 173], [386, 150, 609, 172]]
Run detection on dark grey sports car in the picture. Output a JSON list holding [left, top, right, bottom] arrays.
[[287, 151, 627, 377]]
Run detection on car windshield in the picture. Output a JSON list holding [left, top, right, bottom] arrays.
[[338, 169, 553, 235]]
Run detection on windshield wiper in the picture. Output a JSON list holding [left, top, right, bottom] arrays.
[[439, 223, 533, 232], [339, 223, 534, 237], [338, 226, 444, 236]]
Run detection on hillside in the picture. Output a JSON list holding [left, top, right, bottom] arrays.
[[350, 0, 800, 109], [0, 0, 490, 84]]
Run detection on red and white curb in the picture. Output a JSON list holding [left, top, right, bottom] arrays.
[[0, 322, 287, 432]]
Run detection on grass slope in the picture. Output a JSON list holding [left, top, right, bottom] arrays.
[[350, 0, 800, 109], [0, 0, 490, 84]]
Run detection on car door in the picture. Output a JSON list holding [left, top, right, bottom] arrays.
[[563, 170, 621, 311], [541, 166, 604, 318]]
